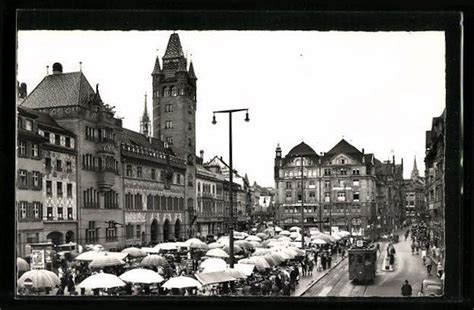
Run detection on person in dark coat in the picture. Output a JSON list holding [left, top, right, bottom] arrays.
[[283, 281, 291, 295], [321, 254, 327, 270], [401, 280, 412, 296], [67, 274, 75, 295], [389, 253, 395, 267], [327, 254, 332, 269]]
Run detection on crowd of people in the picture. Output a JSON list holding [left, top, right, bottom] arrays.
[[18, 229, 352, 297]]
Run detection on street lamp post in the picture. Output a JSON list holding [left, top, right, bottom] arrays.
[[212, 108, 249, 268], [300, 156, 305, 249]]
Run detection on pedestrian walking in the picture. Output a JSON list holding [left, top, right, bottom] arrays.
[[321, 254, 327, 270], [327, 255, 332, 269], [421, 248, 427, 263], [401, 280, 413, 296], [437, 262, 444, 278], [316, 255, 322, 272], [376, 243, 381, 253], [307, 259, 314, 275], [426, 257, 433, 275], [411, 242, 415, 254]]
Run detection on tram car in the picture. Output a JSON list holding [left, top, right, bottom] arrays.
[[348, 240, 377, 284]]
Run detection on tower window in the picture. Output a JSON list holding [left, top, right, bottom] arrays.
[[171, 86, 177, 97], [166, 137, 173, 146], [165, 104, 173, 112], [188, 122, 192, 130], [179, 88, 185, 96], [163, 86, 169, 97], [165, 121, 173, 129]]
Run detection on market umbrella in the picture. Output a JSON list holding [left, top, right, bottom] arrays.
[[252, 248, 272, 256], [140, 255, 169, 267], [89, 253, 125, 268], [17, 269, 60, 289], [185, 238, 203, 245], [208, 242, 224, 249], [189, 242, 209, 251], [217, 236, 229, 244], [141, 247, 160, 254], [224, 268, 247, 279], [75, 251, 128, 261], [223, 244, 244, 254], [263, 254, 279, 266], [249, 241, 263, 248], [119, 268, 164, 284], [245, 235, 262, 242], [154, 243, 178, 251], [281, 248, 298, 257], [271, 252, 288, 262], [277, 236, 292, 242], [256, 233, 268, 240], [17, 257, 29, 273], [289, 226, 301, 232], [235, 240, 253, 250], [290, 232, 301, 240], [121, 247, 147, 258], [199, 258, 227, 273], [279, 230, 291, 236], [274, 226, 283, 232], [249, 257, 271, 271], [78, 272, 125, 289], [205, 248, 229, 259], [161, 276, 202, 289]]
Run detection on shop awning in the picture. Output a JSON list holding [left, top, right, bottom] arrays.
[[233, 263, 255, 276], [195, 271, 237, 286]]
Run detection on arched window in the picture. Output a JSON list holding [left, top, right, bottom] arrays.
[[162, 87, 168, 97], [173, 197, 178, 211], [171, 86, 177, 97], [167, 197, 173, 210], [154, 195, 160, 210], [179, 88, 185, 96], [161, 196, 166, 210]]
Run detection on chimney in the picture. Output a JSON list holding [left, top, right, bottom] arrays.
[[19, 83, 27, 98], [52, 62, 63, 74], [200, 150, 204, 160], [362, 148, 365, 154]]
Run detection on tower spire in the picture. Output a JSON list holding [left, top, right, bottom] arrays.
[[411, 155, 419, 179], [140, 92, 151, 137]]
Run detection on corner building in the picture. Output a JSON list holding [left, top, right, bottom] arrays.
[[274, 140, 378, 236], [21, 63, 125, 251]]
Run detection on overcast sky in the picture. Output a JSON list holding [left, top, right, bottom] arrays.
[[17, 30, 446, 187]]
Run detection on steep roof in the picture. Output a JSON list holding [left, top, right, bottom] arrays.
[[151, 55, 162, 75], [163, 33, 184, 59], [286, 142, 318, 158], [188, 61, 197, 79], [326, 139, 361, 155], [117, 127, 168, 154], [17, 106, 75, 136], [21, 72, 95, 109]]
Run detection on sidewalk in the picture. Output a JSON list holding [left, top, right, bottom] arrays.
[[291, 254, 345, 297]]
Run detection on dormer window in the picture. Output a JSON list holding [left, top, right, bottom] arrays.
[[171, 86, 177, 97], [341, 159, 345, 164], [163, 86, 168, 97], [25, 119, 33, 131]]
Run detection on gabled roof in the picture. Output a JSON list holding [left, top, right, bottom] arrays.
[[326, 139, 361, 155], [163, 33, 184, 59], [286, 142, 318, 158], [21, 72, 95, 109]]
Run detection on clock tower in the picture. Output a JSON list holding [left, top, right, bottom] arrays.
[[151, 33, 197, 160]]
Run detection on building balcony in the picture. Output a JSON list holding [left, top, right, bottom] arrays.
[[97, 171, 115, 190]]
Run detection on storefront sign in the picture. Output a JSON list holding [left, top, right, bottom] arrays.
[[31, 249, 45, 270]]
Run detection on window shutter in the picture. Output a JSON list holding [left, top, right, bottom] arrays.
[[27, 172, 32, 189], [26, 202, 32, 220], [38, 173, 43, 190]]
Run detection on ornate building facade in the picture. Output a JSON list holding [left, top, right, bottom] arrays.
[[22, 63, 126, 251], [16, 107, 46, 257], [424, 109, 445, 253], [274, 140, 379, 237]]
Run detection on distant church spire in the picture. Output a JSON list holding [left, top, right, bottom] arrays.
[[140, 92, 151, 137], [411, 155, 419, 179]]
